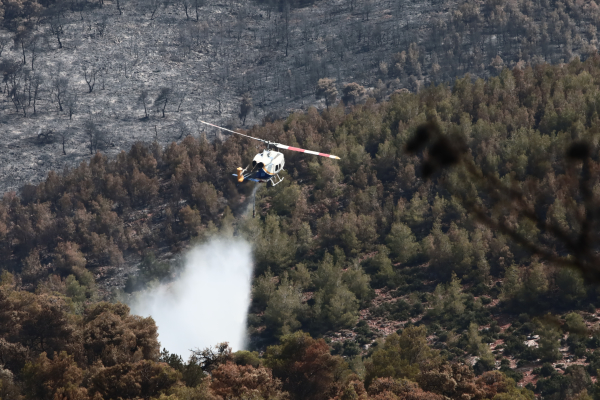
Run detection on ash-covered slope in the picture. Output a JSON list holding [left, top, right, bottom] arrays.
[[2, 0, 599, 193]]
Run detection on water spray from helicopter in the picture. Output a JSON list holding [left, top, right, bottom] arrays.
[[129, 238, 254, 358]]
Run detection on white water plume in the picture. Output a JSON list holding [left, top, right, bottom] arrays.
[[129, 238, 254, 358]]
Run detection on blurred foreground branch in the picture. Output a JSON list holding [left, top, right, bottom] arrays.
[[407, 122, 600, 282]]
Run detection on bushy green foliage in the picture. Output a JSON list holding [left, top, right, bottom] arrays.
[[264, 273, 308, 336], [428, 273, 466, 319], [537, 323, 563, 363], [536, 365, 592, 399], [342, 262, 374, 306], [311, 254, 360, 330], [370, 299, 411, 321], [287, 263, 310, 289], [556, 268, 587, 304], [386, 222, 418, 264], [354, 320, 375, 345], [233, 350, 261, 368], [364, 326, 442, 387], [159, 348, 207, 388], [499, 359, 523, 383], [252, 268, 277, 309], [254, 215, 296, 275], [467, 322, 495, 374]]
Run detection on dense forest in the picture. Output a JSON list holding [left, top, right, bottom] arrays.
[[5, 55, 600, 398]]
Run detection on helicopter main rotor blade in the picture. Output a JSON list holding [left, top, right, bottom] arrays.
[[198, 119, 341, 160], [198, 119, 270, 144], [275, 144, 341, 160]]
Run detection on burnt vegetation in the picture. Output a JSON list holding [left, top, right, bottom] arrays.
[[3, 0, 600, 193]]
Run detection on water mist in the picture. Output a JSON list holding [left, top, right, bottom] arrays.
[[250, 183, 261, 218], [129, 238, 254, 358]]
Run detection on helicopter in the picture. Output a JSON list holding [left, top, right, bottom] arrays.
[[198, 120, 341, 187]]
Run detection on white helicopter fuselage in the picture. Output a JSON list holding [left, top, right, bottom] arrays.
[[236, 149, 286, 185], [252, 150, 285, 176]]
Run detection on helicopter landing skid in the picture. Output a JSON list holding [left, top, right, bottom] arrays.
[[269, 174, 284, 186]]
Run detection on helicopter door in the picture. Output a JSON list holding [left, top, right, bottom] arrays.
[[269, 162, 285, 186]]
